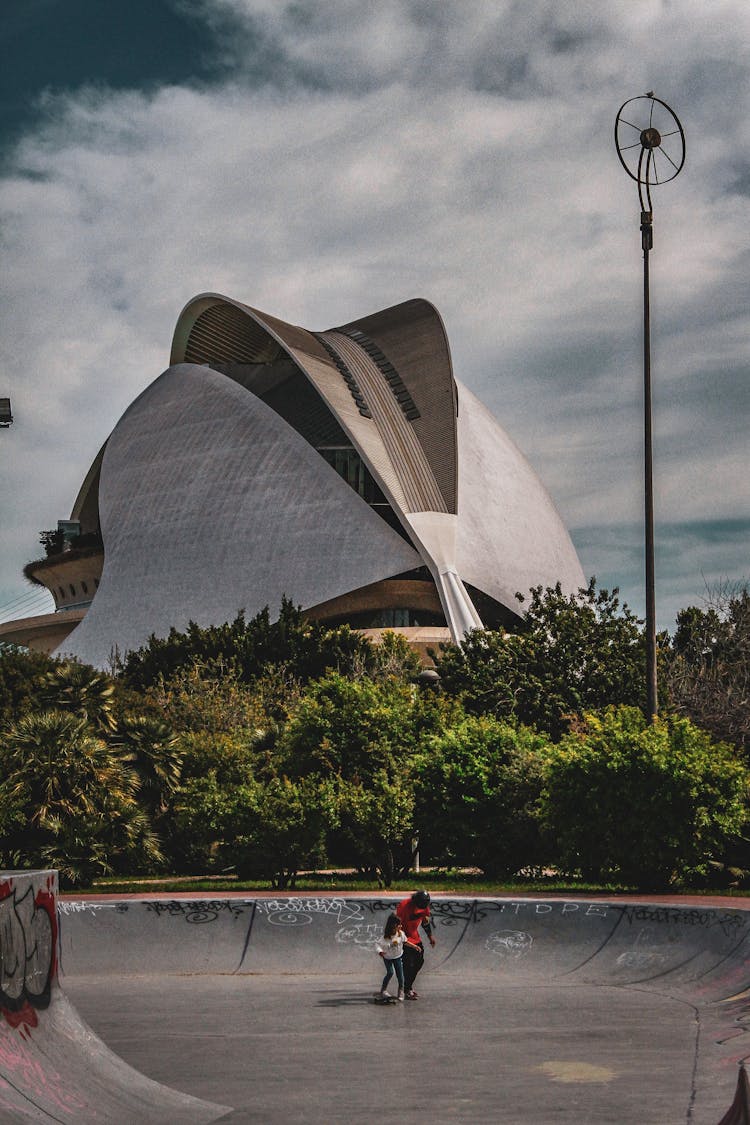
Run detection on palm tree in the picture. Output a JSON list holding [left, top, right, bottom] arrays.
[[37, 661, 117, 733], [0, 710, 162, 886], [113, 713, 183, 817]]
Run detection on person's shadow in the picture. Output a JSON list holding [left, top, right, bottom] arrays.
[[314, 989, 395, 1007]]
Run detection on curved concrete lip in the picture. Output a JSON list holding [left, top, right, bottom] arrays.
[[0, 871, 231, 1124], [57, 891, 750, 1125]]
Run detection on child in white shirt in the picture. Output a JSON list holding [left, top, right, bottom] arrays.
[[376, 913, 405, 1001]]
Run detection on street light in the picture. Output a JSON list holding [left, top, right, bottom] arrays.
[[615, 93, 685, 722]]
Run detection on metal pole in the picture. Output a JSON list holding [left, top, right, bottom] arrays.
[[641, 210, 658, 721], [615, 95, 684, 724]]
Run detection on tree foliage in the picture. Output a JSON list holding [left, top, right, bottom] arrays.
[[0, 710, 162, 886], [37, 660, 117, 732], [113, 714, 183, 821], [2, 577, 750, 892], [414, 717, 549, 876], [666, 583, 750, 754], [435, 579, 646, 738], [119, 599, 380, 691], [0, 642, 58, 729], [276, 673, 419, 780], [540, 706, 748, 888], [142, 661, 290, 736], [275, 673, 455, 883]]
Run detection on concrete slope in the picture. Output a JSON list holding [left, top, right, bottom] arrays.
[[0, 871, 230, 1124], [58, 893, 750, 1001], [58, 893, 750, 1125]]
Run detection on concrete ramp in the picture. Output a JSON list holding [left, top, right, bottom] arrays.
[[0, 871, 230, 1123], [57, 893, 750, 1124], [58, 893, 750, 1001]]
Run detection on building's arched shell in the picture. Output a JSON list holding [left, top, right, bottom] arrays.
[[168, 294, 483, 636], [48, 293, 585, 667], [455, 381, 584, 610], [59, 364, 421, 668]]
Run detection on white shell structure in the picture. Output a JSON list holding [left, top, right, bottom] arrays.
[[55, 294, 584, 667]]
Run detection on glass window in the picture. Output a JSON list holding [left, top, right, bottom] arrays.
[[318, 446, 388, 504]]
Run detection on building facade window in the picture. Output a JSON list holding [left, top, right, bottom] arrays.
[[318, 447, 387, 505]]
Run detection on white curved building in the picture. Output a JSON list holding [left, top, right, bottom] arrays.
[[8, 295, 584, 666]]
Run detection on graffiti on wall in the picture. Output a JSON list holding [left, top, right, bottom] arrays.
[[0, 875, 57, 1030], [146, 900, 247, 924], [256, 898, 365, 926], [623, 904, 746, 938]]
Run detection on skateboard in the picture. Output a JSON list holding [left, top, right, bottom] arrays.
[[372, 994, 398, 1004]]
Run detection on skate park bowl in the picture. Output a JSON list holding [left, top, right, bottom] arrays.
[[3, 871, 750, 1123]]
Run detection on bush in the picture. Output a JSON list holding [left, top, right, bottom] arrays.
[[221, 776, 339, 888], [334, 772, 416, 885], [540, 706, 749, 888], [414, 716, 549, 877], [171, 769, 243, 873]]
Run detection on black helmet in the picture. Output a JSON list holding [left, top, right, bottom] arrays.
[[413, 890, 430, 908]]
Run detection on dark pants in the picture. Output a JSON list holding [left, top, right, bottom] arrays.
[[402, 942, 424, 991]]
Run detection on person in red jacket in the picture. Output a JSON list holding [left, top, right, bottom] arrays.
[[395, 890, 436, 999]]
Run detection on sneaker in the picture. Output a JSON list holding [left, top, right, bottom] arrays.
[[397, 989, 404, 1002], [380, 991, 390, 1000], [406, 989, 418, 1000]]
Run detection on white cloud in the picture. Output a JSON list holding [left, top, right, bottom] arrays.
[[1, 0, 748, 631]]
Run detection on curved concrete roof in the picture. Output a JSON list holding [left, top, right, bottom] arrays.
[[171, 293, 454, 519], [455, 380, 584, 611], [60, 364, 420, 667], [57, 293, 584, 665]]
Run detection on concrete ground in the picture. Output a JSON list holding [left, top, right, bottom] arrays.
[[66, 970, 716, 1125], [51, 893, 750, 1124]]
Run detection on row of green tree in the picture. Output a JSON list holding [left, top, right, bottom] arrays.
[[0, 583, 748, 889]]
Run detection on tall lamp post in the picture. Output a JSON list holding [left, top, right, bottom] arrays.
[[615, 94, 685, 722]]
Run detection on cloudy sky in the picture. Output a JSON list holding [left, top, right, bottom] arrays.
[[1, 0, 747, 634]]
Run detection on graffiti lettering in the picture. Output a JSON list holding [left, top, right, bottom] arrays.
[[624, 906, 746, 936], [469, 901, 610, 919], [257, 898, 364, 926], [336, 923, 380, 947], [429, 901, 478, 925], [616, 927, 668, 970], [58, 901, 129, 915], [146, 900, 247, 924]]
